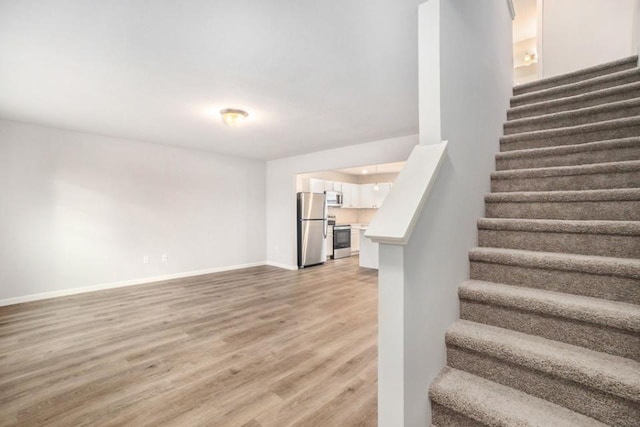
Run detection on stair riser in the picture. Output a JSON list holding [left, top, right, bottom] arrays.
[[447, 346, 639, 427], [510, 73, 640, 108], [504, 104, 640, 135], [477, 229, 640, 259], [513, 62, 638, 96], [459, 301, 640, 360], [495, 144, 640, 170], [491, 170, 640, 192], [470, 261, 640, 304], [500, 124, 640, 152], [508, 86, 640, 120], [431, 403, 486, 427], [485, 200, 640, 221]]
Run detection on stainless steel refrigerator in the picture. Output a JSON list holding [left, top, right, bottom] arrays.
[[297, 192, 327, 268]]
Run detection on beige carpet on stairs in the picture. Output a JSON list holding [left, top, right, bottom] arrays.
[[428, 55, 640, 427]]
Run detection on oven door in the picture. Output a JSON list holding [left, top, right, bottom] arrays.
[[332, 227, 351, 259]]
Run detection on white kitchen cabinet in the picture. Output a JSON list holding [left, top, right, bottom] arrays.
[[360, 184, 381, 209], [351, 228, 360, 253], [350, 183, 360, 208], [360, 182, 392, 208], [373, 183, 392, 208], [310, 178, 325, 194], [359, 184, 375, 208], [342, 183, 352, 207], [308, 179, 392, 208], [342, 183, 359, 208]]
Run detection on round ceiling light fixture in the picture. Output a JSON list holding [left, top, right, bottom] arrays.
[[220, 108, 249, 126]]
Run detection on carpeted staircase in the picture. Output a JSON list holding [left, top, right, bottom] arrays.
[[429, 56, 640, 426]]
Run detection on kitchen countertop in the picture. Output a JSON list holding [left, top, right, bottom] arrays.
[[350, 223, 369, 230]]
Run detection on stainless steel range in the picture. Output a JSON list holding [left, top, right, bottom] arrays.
[[332, 224, 351, 259]]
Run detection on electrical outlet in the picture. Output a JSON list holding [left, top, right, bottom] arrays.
[[161, 254, 168, 262], [143, 255, 149, 264]]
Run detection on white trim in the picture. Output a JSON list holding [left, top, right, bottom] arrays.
[[265, 261, 298, 271], [507, 0, 516, 20], [0, 261, 267, 307], [536, 0, 544, 79], [365, 142, 448, 245]]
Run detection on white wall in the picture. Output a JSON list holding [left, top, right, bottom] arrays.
[[0, 120, 266, 302], [541, 0, 638, 77], [635, 0, 640, 56], [265, 134, 417, 269], [403, 1, 512, 425]]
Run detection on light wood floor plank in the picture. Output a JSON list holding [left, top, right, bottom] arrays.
[[0, 256, 378, 426]]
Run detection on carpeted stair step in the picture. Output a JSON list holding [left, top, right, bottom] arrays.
[[445, 320, 640, 426], [469, 247, 640, 304], [510, 67, 640, 108], [490, 160, 640, 192], [500, 116, 640, 152], [513, 55, 638, 96], [477, 218, 640, 258], [495, 137, 640, 170], [485, 188, 640, 221], [508, 81, 640, 120], [458, 280, 640, 360], [504, 98, 640, 135], [429, 367, 606, 427]]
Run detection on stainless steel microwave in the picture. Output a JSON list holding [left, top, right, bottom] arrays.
[[325, 191, 343, 207]]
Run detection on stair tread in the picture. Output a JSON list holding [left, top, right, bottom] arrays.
[[511, 67, 640, 104], [477, 217, 640, 235], [469, 247, 640, 279], [495, 137, 640, 160], [500, 116, 640, 144], [430, 367, 607, 427], [459, 280, 640, 332], [491, 159, 640, 179], [446, 320, 640, 401], [509, 81, 640, 117], [485, 187, 640, 202], [513, 55, 638, 94], [505, 97, 640, 128]]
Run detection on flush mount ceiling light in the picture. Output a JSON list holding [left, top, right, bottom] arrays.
[[220, 108, 248, 126], [361, 169, 368, 174]]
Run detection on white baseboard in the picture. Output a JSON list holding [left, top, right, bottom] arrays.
[[266, 261, 299, 271], [0, 261, 267, 307]]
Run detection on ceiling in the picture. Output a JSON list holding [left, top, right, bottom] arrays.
[[512, 0, 537, 43], [0, 0, 422, 160], [336, 161, 405, 176]]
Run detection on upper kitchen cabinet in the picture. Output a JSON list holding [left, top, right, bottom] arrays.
[[373, 183, 392, 208], [342, 183, 360, 208], [308, 178, 393, 208], [310, 178, 323, 193], [360, 182, 392, 208], [312, 179, 341, 192], [359, 184, 375, 208]]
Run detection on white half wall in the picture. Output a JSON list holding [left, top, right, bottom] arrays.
[[541, 0, 638, 77], [402, 1, 512, 425], [265, 134, 417, 269], [0, 120, 266, 301]]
